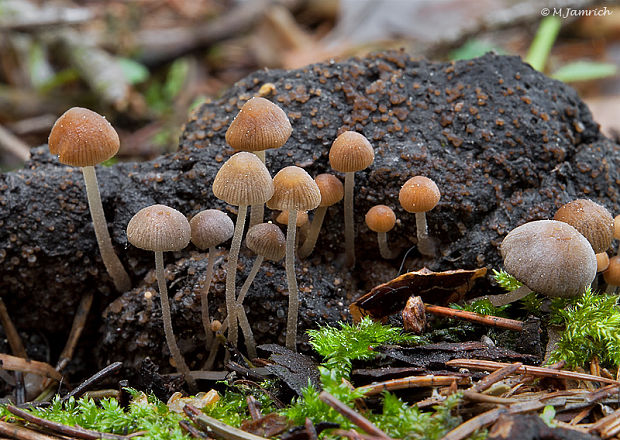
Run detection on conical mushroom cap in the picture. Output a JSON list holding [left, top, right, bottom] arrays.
[[315, 174, 344, 207], [554, 199, 614, 253], [225, 97, 292, 152], [329, 131, 374, 172], [127, 204, 191, 252], [213, 152, 274, 206], [500, 220, 596, 298], [246, 223, 286, 261], [266, 166, 321, 212], [190, 209, 234, 250], [49, 107, 120, 167]]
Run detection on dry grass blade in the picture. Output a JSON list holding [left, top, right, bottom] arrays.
[[56, 291, 94, 372], [318, 391, 392, 440], [470, 362, 521, 393], [355, 375, 470, 396], [441, 408, 506, 440], [0, 297, 27, 358], [446, 359, 620, 385], [589, 407, 620, 434], [0, 419, 61, 440], [183, 405, 271, 440], [6, 406, 130, 440], [0, 354, 62, 381]]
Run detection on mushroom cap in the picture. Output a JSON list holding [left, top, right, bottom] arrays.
[[365, 205, 396, 233], [266, 166, 321, 212], [212, 152, 274, 206], [614, 215, 620, 240], [49, 107, 120, 167], [329, 131, 374, 173], [127, 204, 191, 252], [603, 256, 620, 287], [553, 199, 614, 253], [276, 210, 309, 227], [500, 219, 596, 298], [190, 209, 234, 250], [597, 252, 610, 273], [315, 173, 344, 207], [246, 223, 286, 261], [225, 97, 292, 152], [399, 176, 441, 213]]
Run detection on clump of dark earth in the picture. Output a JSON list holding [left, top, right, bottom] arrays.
[[0, 51, 618, 381]]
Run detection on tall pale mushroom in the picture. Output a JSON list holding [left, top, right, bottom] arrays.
[[329, 131, 374, 267], [48, 107, 130, 292], [189, 209, 234, 349], [226, 97, 292, 227], [212, 152, 273, 348], [267, 166, 321, 350], [126, 204, 195, 392]]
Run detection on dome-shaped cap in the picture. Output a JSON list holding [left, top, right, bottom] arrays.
[[190, 209, 234, 250], [213, 152, 274, 206], [276, 210, 309, 227], [329, 131, 374, 172], [246, 223, 286, 261], [315, 174, 344, 207], [500, 220, 596, 298], [266, 166, 321, 212], [49, 107, 120, 167], [553, 199, 614, 253], [614, 215, 620, 240], [127, 204, 191, 252], [225, 97, 292, 152], [597, 252, 610, 272], [604, 256, 620, 287], [365, 205, 396, 233], [399, 176, 440, 213]]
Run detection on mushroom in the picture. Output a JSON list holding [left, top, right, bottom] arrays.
[[215, 222, 286, 360], [398, 175, 440, 257], [299, 173, 344, 259], [597, 252, 610, 273], [329, 131, 374, 267], [48, 107, 130, 292], [267, 166, 321, 350], [365, 205, 397, 259], [212, 152, 274, 348], [189, 209, 234, 349], [553, 199, 614, 254], [126, 204, 195, 392], [603, 256, 620, 294], [225, 97, 292, 227], [488, 220, 597, 306]]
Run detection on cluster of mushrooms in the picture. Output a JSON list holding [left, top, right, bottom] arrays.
[[47, 98, 620, 391]]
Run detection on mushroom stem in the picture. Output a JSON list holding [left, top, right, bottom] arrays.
[[237, 255, 264, 306], [285, 208, 299, 350], [299, 207, 327, 259], [377, 232, 395, 259], [81, 165, 131, 292], [155, 251, 196, 393], [487, 285, 532, 307], [249, 151, 267, 228], [236, 303, 257, 359], [226, 204, 248, 347], [200, 247, 216, 348], [414, 212, 437, 257], [343, 171, 355, 267]]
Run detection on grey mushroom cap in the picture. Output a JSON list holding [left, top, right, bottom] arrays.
[[500, 219, 596, 298], [127, 204, 191, 252], [190, 209, 234, 250], [245, 222, 286, 262]]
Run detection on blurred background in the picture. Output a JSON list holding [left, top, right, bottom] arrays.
[[0, 0, 618, 170]]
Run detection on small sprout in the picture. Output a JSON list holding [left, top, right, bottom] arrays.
[[126, 204, 195, 392], [329, 131, 374, 267], [554, 198, 614, 253], [213, 152, 273, 348], [299, 173, 344, 259], [48, 107, 131, 292], [488, 220, 597, 306], [365, 205, 397, 259], [267, 166, 321, 350], [190, 209, 234, 349], [398, 175, 440, 257], [603, 256, 620, 294]]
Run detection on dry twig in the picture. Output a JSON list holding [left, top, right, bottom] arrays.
[[0, 354, 61, 381], [355, 375, 470, 396], [424, 304, 524, 332]]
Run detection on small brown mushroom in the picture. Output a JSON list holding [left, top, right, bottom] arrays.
[[48, 107, 130, 292], [398, 175, 440, 257], [126, 204, 195, 392], [554, 199, 614, 253], [299, 173, 344, 259], [488, 220, 597, 306], [267, 166, 321, 350], [604, 256, 620, 294], [212, 152, 273, 348], [329, 131, 374, 267], [190, 209, 234, 349], [365, 205, 397, 259]]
